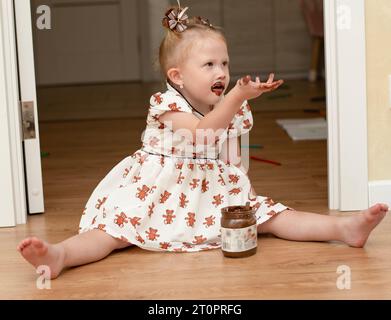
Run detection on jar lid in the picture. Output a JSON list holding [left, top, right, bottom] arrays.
[[221, 202, 254, 218]]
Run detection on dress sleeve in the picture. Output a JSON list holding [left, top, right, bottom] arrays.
[[226, 100, 253, 138], [148, 91, 194, 131], [149, 91, 193, 115]]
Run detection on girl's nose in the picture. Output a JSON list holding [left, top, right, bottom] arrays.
[[217, 72, 226, 80]]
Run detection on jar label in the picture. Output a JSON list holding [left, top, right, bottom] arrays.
[[221, 225, 257, 253]]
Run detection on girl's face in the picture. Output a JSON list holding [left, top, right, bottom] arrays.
[[178, 35, 230, 110]]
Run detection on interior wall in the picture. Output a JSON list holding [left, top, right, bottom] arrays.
[[178, 0, 312, 79], [365, 0, 391, 180], [141, 0, 170, 82]]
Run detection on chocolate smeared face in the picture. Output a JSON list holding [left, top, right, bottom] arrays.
[[211, 81, 225, 96], [175, 33, 230, 112]]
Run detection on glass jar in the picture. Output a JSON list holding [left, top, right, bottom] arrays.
[[221, 204, 257, 258]]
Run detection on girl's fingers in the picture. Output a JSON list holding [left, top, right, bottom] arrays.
[[258, 80, 283, 91], [262, 81, 276, 87], [259, 83, 273, 90], [273, 80, 284, 89], [270, 81, 282, 88], [238, 75, 251, 86], [264, 80, 283, 90], [267, 73, 275, 84], [238, 74, 283, 92], [268, 82, 284, 91]]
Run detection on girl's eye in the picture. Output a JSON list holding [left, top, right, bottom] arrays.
[[206, 62, 213, 67], [223, 61, 229, 66]]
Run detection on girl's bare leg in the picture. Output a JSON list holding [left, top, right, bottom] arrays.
[[17, 229, 131, 279], [258, 203, 389, 247]]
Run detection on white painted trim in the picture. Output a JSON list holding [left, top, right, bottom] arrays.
[[14, 0, 44, 213], [3, 0, 27, 224], [368, 181, 391, 208], [324, 0, 340, 210], [336, 0, 368, 210], [0, 0, 26, 226], [324, 0, 369, 211]]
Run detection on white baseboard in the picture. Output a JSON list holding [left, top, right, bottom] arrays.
[[368, 180, 391, 207]]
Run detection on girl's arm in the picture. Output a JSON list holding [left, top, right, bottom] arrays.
[[206, 75, 283, 136], [159, 75, 283, 145], [159, 85, 244, 145]]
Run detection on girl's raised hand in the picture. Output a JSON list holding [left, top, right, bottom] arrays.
[[236, 73, 284, 100]]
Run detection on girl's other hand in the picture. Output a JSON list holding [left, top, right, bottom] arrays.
[[235, 73, 284, 100]]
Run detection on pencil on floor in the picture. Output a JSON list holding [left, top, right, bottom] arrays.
[[250, 156, 281, 166]]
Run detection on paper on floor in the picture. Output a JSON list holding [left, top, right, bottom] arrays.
[[276, 118, 327, 141]]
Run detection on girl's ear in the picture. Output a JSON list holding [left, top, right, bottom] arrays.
[[166, 68, 183, 87]]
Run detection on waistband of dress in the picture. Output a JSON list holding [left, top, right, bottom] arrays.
[[140, 147, 218, 160]]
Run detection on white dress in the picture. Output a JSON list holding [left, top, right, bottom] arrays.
[[79, 83, 291, 252]]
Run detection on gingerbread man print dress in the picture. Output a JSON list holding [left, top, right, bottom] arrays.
[[79, 82, 290, 252]]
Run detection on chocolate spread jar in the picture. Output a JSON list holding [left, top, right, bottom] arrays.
[[221, 203, 257, 258]]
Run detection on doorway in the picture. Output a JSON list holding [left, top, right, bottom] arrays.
[[33, 0, 328, 218], [0, 0, 369, 227]]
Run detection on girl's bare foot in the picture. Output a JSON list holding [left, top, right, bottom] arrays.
[[17, 237, 65, 279], [341, 203, 389, 247]]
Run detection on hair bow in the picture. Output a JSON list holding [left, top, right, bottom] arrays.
[[163, 7, 189, 33]]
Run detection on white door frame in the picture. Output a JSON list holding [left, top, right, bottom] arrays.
[[0, 0, 27, 226], [324, 0, 369, 210], [14, 0, 45, 214], [0, 0, 369, 226]]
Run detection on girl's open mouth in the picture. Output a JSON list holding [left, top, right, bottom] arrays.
[[211, 82, 225, 96]]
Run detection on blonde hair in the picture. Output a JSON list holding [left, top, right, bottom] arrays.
[[158, 11, 226, 78]]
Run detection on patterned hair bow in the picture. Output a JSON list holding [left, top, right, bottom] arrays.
[[162, 5, 189, 33]]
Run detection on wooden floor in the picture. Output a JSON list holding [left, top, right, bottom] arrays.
[[1, 80, 391, 299]]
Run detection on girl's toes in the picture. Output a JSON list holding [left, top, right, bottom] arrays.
[[31, 237, 44, 248], [20, 238, 31, 250]]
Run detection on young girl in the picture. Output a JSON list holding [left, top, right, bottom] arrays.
[[17, 5, 388, 279]]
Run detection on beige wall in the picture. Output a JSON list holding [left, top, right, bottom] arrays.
[[365, 0, 391, 180]]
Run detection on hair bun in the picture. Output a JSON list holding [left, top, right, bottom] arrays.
[[195, 16, 214, 28]]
